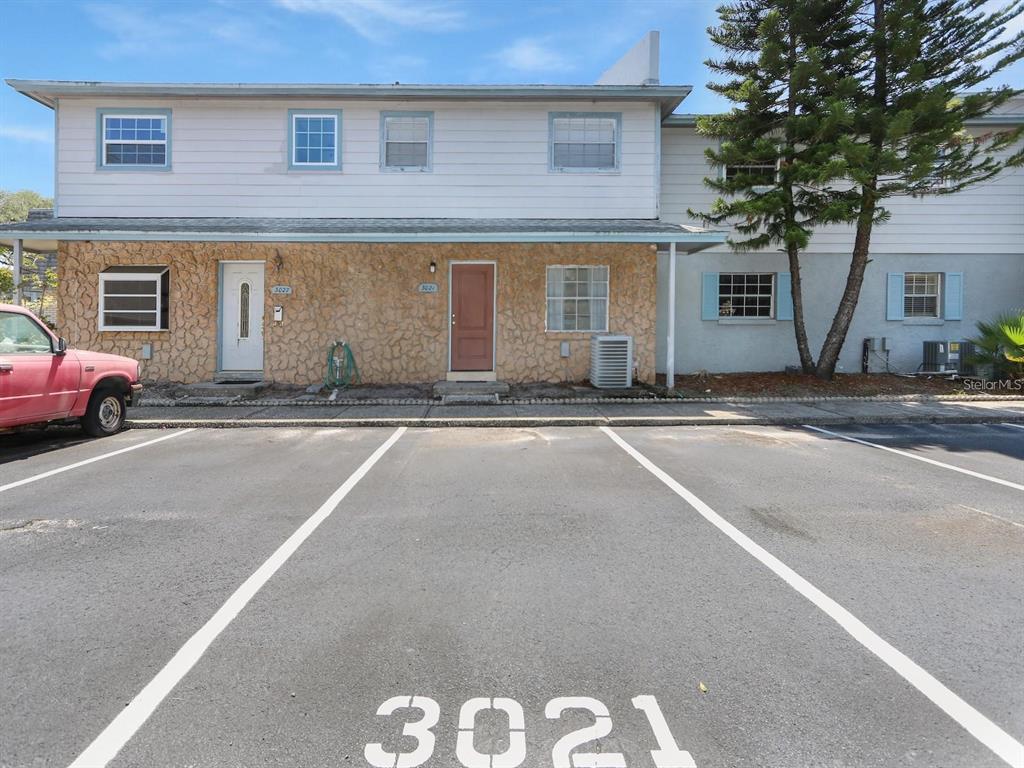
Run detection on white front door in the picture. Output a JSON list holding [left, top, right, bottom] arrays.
[[220, 262, 264, 372]]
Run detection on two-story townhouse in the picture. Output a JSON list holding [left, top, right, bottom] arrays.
[[2, 33, 1020, 387], [0, 34, 726, 387], [657, 98, 1024, 377]]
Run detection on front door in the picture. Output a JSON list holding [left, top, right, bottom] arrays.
[[450, 263, 494, 372], [220, 262, 264, 372]]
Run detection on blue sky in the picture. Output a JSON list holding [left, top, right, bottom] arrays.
[[0, 0, 1020, 197]]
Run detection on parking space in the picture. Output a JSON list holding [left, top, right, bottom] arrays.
[[0, 423, 1021, 767]]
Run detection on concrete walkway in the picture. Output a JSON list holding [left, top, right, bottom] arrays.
[[126, 398, 1024, 428]]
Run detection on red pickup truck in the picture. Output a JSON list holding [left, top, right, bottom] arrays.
[[0, 303, 142, 436]]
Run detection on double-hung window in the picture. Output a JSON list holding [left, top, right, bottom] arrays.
[[381, 112, 433, 171], [98, 109, 171, 169], [546, 266, 609, 332], [718, 273, 775, 318], [289, 110, 341, 170], [98, 266, 169, 331], [903, 272, 941, 318], [724, 161, 778, 185], [549, 113, 620, 171]]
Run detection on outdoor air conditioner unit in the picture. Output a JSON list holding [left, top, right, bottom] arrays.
[[922, 340, 975, 374], [590, 334, 634, 388]]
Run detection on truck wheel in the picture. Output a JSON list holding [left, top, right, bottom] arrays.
[[80, 387, 126, 437]]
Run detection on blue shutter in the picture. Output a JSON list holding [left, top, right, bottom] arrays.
[[701, 272, 720, 320], [944, 272, 963, 320], [886, 273, 905, 321], [776, 272, 793, 320]]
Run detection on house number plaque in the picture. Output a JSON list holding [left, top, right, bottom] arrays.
[[418, 283, 439, 294]]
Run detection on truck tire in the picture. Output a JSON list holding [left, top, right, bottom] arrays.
[[80, 386, 126, 437]]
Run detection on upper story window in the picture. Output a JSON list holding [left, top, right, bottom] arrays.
[[718, 273, 775, 318], [381, 112, 433, 171], [288, 109, 341, 170], [97, 109, 171, 170], [98, 266, 170, 331], [549, 113, 621, 172], [903, 272, 941, 318], [724, 161, 778, 184]]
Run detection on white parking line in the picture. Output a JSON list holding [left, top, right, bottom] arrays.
[[1003, 423, 1024, 431], [803, 425, 1024, 491], [68, 426, 405, 768], [601, 426, 1024, 768], [0, 429, 196, 494]]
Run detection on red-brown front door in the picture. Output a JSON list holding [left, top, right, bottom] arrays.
[[450, 263, 494, 371]]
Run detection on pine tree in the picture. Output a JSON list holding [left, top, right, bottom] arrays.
[[694, 0, 1023, 379]]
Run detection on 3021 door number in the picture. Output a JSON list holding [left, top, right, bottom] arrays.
[[364, 695, 696, 768]]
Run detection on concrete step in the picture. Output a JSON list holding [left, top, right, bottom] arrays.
[[440, 393, 501, 405], [432, 380, 510, 398]]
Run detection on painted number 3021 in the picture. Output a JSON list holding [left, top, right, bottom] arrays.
[[364, 694, 696, 768]]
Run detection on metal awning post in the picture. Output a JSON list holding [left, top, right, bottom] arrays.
[[12, 239, 23, 306], [666, 240, 676, 390]]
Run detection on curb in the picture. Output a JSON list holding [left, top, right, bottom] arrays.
[[134, 392, 1024, 408], [125, 413, 1024, 429]]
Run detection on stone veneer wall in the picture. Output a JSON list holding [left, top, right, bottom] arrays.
[[57, 241, 657, 385]]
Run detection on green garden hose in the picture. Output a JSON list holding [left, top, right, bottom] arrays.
[[324, 340, 361, 389]]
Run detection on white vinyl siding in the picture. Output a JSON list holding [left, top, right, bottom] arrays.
[[660, 124, 1024, 255], [98, 268, 169, 331], [57, 99, 657, 218], [546, 266, 609, 332]]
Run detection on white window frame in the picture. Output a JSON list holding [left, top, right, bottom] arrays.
[[549, 112, 621, 173], [722, 159, 780, 185], [380, 111, 433, 172], [289, 110, 341, 170], [545, 265, 610, 333], [99, 112, 170, 169], [903, 272, 942, 319], [98, 269, 168, 332], [718, 272, 776, 319]]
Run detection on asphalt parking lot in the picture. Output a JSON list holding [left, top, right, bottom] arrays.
[[1, 423, 1022, 768]]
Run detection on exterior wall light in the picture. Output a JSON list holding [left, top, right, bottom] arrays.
[[429, 261, 437, 273]]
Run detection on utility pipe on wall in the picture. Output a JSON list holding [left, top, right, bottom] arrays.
[[666, 240, 676, 390], [12, 239, 22, 306]]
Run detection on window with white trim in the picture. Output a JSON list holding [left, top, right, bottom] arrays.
[[904, 272, 941, 317], [99, 267, 169, 331], [381, 112, 432, 170], [724, 161, 778, 184], [290, 112, 339, 168], [101, 114, 169, 167], [718, 273, 775, 318], [546, 266, 609, 331], [550, 114, 619, 171]]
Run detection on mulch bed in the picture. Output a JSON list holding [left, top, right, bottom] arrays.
[[658, 372, 976, 398]]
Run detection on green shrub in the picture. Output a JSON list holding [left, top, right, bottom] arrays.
[[970, 310, 1024, 379]]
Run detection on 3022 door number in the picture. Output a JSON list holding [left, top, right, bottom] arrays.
[[364, 695, 697, 768]]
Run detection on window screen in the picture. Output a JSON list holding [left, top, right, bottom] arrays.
[[904, 272, 941, 317], [551, 115, 618, 170], [99, 267, 169, 330], [382, 114, 431, 170]]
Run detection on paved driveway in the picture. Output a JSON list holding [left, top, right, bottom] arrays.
[[1, 424, 1022, 768]]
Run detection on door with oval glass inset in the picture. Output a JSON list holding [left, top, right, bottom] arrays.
[[220, 262, 264, 371]]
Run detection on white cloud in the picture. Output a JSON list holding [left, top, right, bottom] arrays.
[[491, 38, 576, 74], [85, 3, 281, 59], [274, 0, 464, 42], [0, 125, 52, 144]]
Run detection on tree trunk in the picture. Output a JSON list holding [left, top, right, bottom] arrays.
[[815, 192, 875, 378], [815, 0, 887, 380], [787, 243, 815, 372]]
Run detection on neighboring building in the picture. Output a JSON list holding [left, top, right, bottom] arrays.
[[658, 100, 1024, 375], [1, 33, 1020, 384]]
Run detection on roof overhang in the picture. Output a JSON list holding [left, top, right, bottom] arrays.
[[6, 80, 691, 117], [0, 218, 726, 253]]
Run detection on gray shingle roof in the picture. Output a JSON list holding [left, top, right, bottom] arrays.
[[0, 217, 723, 246]]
